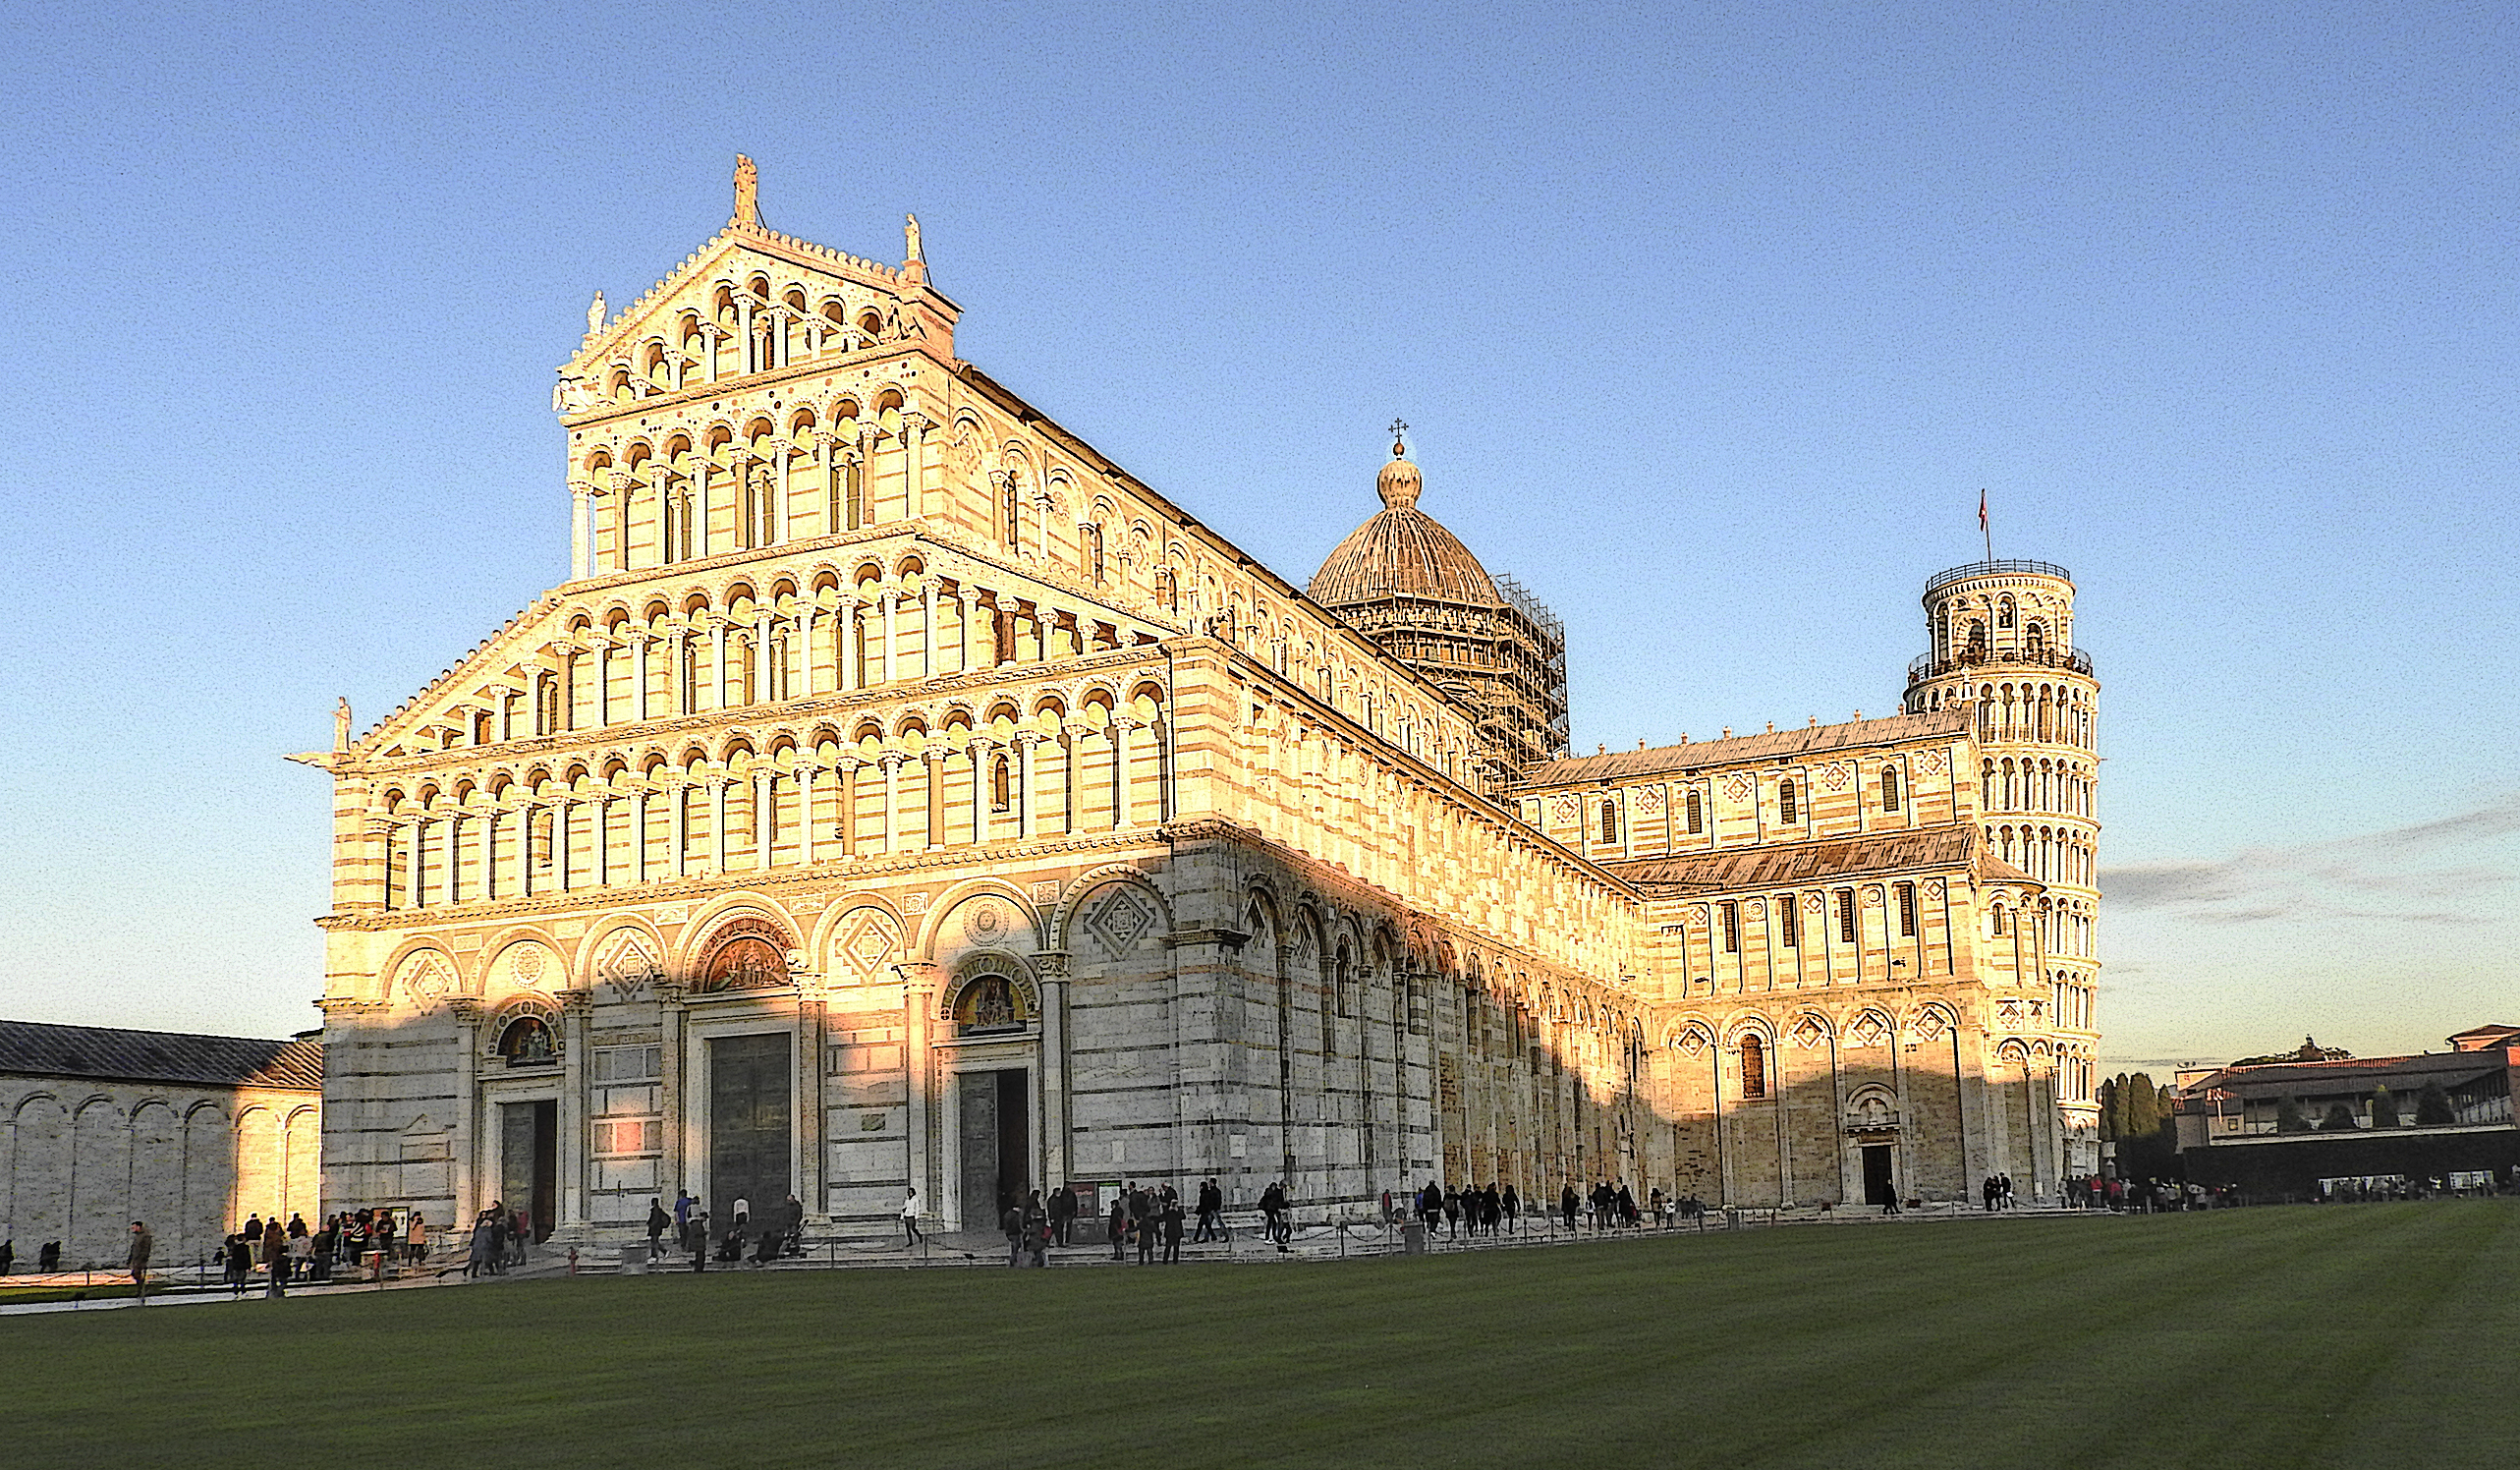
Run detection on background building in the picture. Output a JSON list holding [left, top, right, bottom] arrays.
[[2174, 1027, 2520, 1198], [307, 164, 2098, 1246], [0, 1021, 321, 1270]]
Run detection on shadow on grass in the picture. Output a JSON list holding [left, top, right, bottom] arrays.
[[9, 1204, 2517, 1469]]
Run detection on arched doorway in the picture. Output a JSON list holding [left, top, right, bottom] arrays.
[[694, 916, 798, 1252]]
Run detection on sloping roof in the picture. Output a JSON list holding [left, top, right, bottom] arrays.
[[2186, 1047, 2513, 1099], [1516, 710, 1972, 788], [1608, 827, 2019, 895], [0, 1021, 323, 1092]]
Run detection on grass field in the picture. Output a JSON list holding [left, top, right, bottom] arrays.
[[4, 1203, 2513, 1468]]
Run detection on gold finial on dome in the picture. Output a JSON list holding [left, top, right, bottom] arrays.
[[1377, 419, 1422, 510]]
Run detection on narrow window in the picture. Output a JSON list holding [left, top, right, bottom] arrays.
[[1836, 888, 1857, 944], [1739, 1036, 1767, 1100], [1992, 905, 2008, 936], [1896, 881, 1917, 937], [1882, 765, 1902, 813], [990, 755, 1011, 813], [1086, 524, 1105, 585], [1599, 798, 1619, 845], [1998, 597, 2015, 630], [1720, 901, 1739, 953], [1686, 790, 1704, 833], [1778, 896, 1798, 947], [1779, 778, 1798, 824]]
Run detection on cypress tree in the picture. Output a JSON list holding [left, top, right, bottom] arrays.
[[2417, 1082, 2455, 1126], [2371, 1087, 2398, 1127], [2321, 1101, 2359, 1131]]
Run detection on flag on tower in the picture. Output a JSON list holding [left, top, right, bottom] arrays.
[[1979, 489, 1991, 561]]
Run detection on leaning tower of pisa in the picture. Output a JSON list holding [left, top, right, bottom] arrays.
[[1903, 560, 2101, 1174]]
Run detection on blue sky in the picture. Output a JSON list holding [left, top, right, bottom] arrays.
[[2, 1, 2511, 1068]]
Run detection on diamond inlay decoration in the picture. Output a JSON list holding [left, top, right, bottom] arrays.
[[1085, 888, 1158, 958], [1820, 763, 1850, 793], [1722, 774, 1753, 803], [1636, 785, 1663, 814], [1919, 749, 1946, 775], [836, 910, 900, 981]]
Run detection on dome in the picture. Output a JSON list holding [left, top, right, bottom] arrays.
[[1309, 445, 1500, 607]]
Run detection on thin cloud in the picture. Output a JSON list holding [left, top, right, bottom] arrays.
[[2103, 793, 2520, 927]]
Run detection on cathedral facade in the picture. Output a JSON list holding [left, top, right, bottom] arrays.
[[308, 163, 2098, 1242]]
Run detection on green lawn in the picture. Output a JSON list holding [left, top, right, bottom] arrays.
[[4, 1203, 2512, 1468]]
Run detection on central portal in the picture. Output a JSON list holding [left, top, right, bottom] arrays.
[[1862, 1143, 1896, 1207], [498, 1100, 556, 1240], [957, 1069, 1031, 1228], [708, 1034, 791, 1238]]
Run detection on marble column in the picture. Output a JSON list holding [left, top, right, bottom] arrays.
[[899, 962, 938, 1224], [880, 753, 904, 855], [1036, 950, 1072, 1188], [1112, 717, 1137, 830]]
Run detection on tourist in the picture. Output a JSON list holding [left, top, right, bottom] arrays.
[[406, 1213, 428, 1269], [128, 1220, 152, 1304], [1560, 1183, 1580, 1231], [511, 1207, 532, 1266], [0, 1239, 12, 1275], [647, 1199, 671, 1261], [310, 1216, 336, 1282], [900, 1187, 924, 1249], [1195, 1178, 1224, 1242], [785, 1193, 806, 1258], [37, 1241, 61, 1272], [287, 1215, 311, 1282], [1108, 1196, 1129, 1261], [675, 1190, 693, 1241], [465, 1209, 494, 1278], [1137, 1196, 1159, 1264], [691, 1209, 710, 1272], [1003, 1199, 1027, 1267], [1050, 1183, 1076, 1246], [1161, 1196, 1185, 1264], [732, 1196, 751, 1240], [225, 1232, 252, 1296], [1023, 1191, 1048, 1267], [1502, 1183, 1520, 1232], [1616, 1183, 1639, 1227], [261, 1217, 289, 1298]]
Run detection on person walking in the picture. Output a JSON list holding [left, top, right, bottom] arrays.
[[127, 1221, 153, 1303], [899, 1187, 924, 1250], [647, 1199, 671, 1261], [1002, 1199, 1028, 1267], [260, 1217, 289, 1298], [1108, 1196, 1130, 1262], [1195, 1178, 1223, 1243], [1136, 1194, 1159, 1264], [1161, 1197, 1185, 1264], [1023, 1191, 1049, 1268], [224, 1232, 252, 1297], [1048, 1183, 1074, 1247]]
